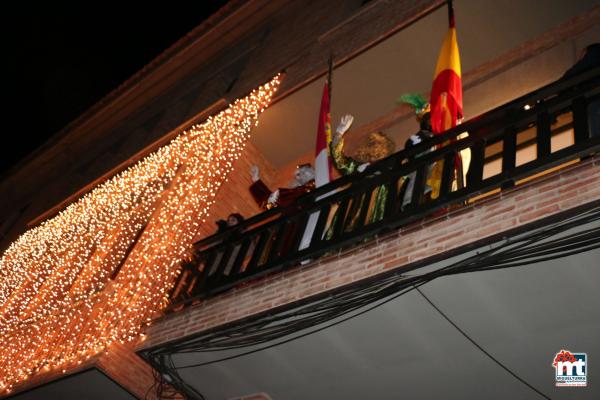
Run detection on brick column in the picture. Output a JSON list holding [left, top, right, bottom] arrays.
[[96, 342, 171, 400]]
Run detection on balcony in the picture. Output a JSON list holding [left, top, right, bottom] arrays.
[[3, 2, 598, 398], [168, 67, 600, 312]]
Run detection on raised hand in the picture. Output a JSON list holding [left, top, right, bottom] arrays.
[[336, 114, 354, 136], [268, 189, 280, 205], [250, 165, 260, 182]]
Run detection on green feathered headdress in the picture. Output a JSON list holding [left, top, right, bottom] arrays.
[[397, 93, 430, 121]]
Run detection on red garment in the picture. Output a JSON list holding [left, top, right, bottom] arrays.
[[249, 179, 272, 209], [250, 179, 315, 210]]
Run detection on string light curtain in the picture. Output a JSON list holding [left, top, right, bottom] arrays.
[[0, 74, 281, 393]]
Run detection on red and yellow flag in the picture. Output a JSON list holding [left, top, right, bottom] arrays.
[[427, 1, 468, 196], [430, 2, 462, 134]]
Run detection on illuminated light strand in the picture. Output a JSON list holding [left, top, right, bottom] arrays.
[[0, 74, 281, 392]]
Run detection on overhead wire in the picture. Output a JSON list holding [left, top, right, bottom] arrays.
[[147, 205, 600, 398], [415, 286, 552, 400], [156, 206, 600, 359]]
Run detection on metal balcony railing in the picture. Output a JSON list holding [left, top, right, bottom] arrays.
[[168, 67, 600, 311]]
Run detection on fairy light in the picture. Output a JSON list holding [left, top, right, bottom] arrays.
[[0, 74, 281, 392]]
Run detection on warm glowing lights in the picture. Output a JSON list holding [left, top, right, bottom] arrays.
[[0, 75, 281, 392]]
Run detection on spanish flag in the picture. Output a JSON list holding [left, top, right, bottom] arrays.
[[427, 1, 468, 197], [430, 1, 462, 134]]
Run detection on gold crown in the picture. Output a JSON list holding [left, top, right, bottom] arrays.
[[416, 103, 431, 121]]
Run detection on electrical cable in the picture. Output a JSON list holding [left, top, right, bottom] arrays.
[[159, 214, 600, 358], [146, 205, 600, 398], [172, 283, 424, 369], [415, 286, 553, 400]]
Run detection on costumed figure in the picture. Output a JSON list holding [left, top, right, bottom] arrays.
[[398, 93, 470, 203], [328, 114, 396, 236], [249, 164, 316, 263], [249, 164, 315, 210], [397, 93, 435, 208]]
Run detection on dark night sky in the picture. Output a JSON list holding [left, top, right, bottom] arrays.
[[3, 4, 228, 177]]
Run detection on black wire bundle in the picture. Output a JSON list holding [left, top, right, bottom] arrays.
[[146, 355, 206, 399], [147, 205, 600, 399]]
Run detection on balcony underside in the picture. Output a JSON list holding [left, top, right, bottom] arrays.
[[143, 201, 600, 399]]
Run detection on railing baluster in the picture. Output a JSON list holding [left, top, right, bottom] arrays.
[[501, 127, 517, 188], [467, 139, 485, 188], [190, 249, 217, 297], [344, 192, 364, 231], [169, 268, 189, 303], [245, 230, 270, 272], [383, 179, 397, 219], [205, 245, 233, 288], [331, 196, 350, 239], [229, 237, 251, 276], [439, 151, 456, 198], [572, 96, 589, 144], [286, 212, 310, 262], [201, 249, 218, 278], [502, 127, 517, 172], [186, 255, 207, 298], [536, 110, 552, 160], [309, 203, 331, 248], [410, 164, 426, 207], [357, 187, 374, 225], [267, 221, 289, 264], [185, 272, 202, 300]]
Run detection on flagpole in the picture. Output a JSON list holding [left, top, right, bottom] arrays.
[[447, 0, 455, 27], [300, 55, 334, 251], [327, 52, 333, 102], [326, 52, 334, 178], [447, 0, 464, 190]]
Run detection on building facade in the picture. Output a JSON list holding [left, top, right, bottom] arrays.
[[1, 1, 599, 399]]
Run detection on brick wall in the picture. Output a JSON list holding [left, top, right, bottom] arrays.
[[140, 156, 600, 349], [193, 141, 277, 241], [96, 342, 165, 400]]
